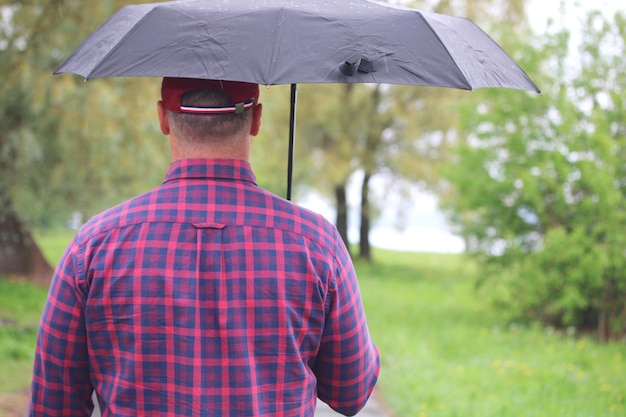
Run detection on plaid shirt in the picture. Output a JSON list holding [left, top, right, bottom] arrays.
[[30, 158, 379, 417]]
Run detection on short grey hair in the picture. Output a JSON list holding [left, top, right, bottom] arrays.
[[168, 89, 253, 142]]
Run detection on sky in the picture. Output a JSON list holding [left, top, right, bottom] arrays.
[[300, 0, 624, 254], [528, 0, 622, 33]]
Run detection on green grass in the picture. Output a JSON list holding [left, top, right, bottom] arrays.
[[0, 280, 49, 393], [33, 229, 76, 268], [1, 234, 625, 417], [356, 249, 626, 417], [0, 230, 70, 394]]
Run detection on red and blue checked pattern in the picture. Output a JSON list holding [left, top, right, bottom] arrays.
[[30, 158, 379, 417]]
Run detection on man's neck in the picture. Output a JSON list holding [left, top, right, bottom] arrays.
[[170, 138, 250, 161]]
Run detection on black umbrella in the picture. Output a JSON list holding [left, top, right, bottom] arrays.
[[54, 0, 540, 199]]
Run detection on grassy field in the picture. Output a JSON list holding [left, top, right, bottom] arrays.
[[1, 233, 624, 416], [356, 250, 625, 417], [0, 279, 49, 394], [0, 230, 74, 397]]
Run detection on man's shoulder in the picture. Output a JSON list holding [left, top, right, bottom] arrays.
[[75, 188, 157, 242], [256, 189, 341, 247]]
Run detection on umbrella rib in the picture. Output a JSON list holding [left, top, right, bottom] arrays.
[[416, 13, 473, 91], [266, 7, 287, 83]]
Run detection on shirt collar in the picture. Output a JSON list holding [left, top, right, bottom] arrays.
[[163, 158, 258, 186]]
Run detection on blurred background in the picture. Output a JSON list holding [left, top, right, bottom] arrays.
[[1, 0, 624, 416]]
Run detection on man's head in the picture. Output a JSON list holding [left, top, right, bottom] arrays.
[[157, 78, 262, 159]]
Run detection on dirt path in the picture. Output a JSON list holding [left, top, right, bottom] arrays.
[[0, 388, 29, 417]]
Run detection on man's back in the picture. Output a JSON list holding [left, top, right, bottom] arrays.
[[31, 158, 379, 417]]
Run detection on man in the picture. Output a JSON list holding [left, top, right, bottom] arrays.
[[30, 78, 380, 417]]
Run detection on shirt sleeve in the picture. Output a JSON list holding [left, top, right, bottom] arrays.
[[29, 241, 94, 417], [313, 240, 380, 416]]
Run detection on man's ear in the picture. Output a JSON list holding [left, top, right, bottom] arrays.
[[250, 103, 263, 136], [157, 101, 171, 135]]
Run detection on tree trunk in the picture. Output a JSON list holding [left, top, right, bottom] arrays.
[[359, 171, 372, 262], [0, 197, 53, 285], [334, 184, 350, 256], [618, 303, 626, 343], [598, 307, 608, 343], [598, 281, 615, 343]]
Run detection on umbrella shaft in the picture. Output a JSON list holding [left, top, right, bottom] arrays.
[[287, 84, 297, 201]]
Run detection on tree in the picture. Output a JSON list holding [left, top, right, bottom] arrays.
[[249, 84, 294, 197], [441, 10, 626, 341], [295, 84, 368, 255], [1, 0, 167, 281]]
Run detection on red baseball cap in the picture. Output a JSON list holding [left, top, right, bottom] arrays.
[[161, 77, 259, 114]]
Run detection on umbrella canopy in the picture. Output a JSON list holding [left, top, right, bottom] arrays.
[[54, 0, 540, 199], [54, 0, 539, 92]]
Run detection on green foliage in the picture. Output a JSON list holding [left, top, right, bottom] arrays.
[[296, 84, 381, 197], [441, 11, 626, 338], [249, 84, 294, 198], [357, 250, 626, 417], [1, 1, 169, 229]]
